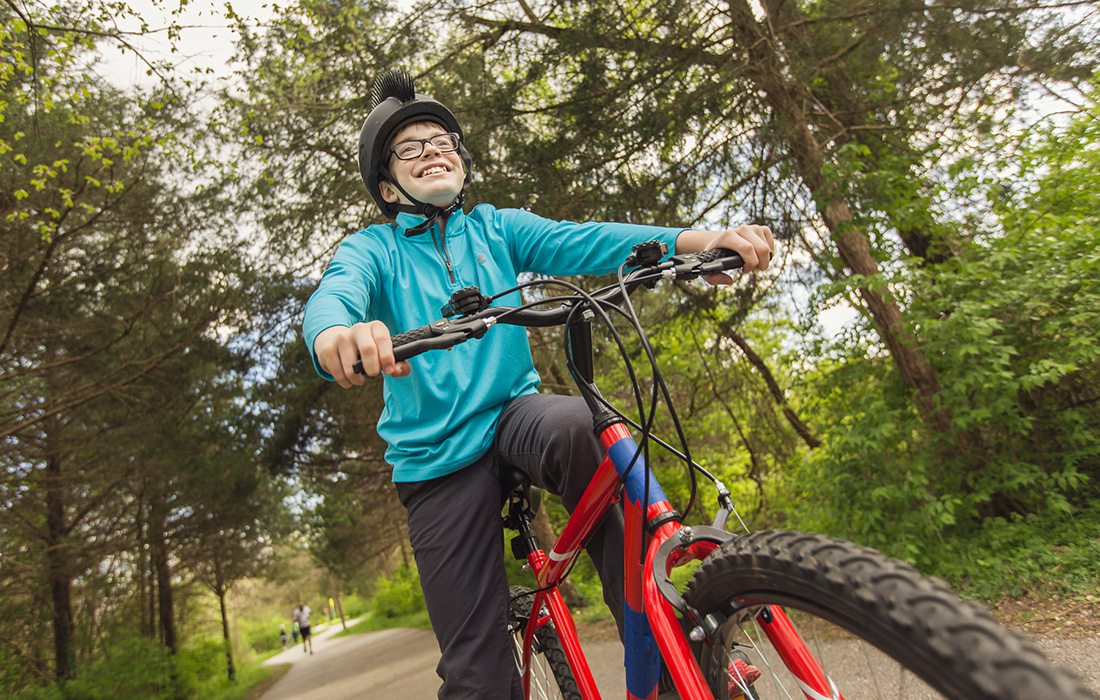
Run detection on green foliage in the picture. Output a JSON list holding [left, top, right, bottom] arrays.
[[330, 571, 432, 635], [19, 635, 179, 700], [369, 563, 426, 619], [12, 635, 286, 700], [234, 612, 289, 657], [928, 503, 1100, 602], [176, 638, 230, 699], [778, 94, 1100, 572], [339, 592, 370, 618]]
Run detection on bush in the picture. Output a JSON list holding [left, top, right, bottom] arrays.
[[926, 503, 1100, 601], [57, 634, 179, 700], [370, 564, 425, 618], [339, 592, 369, 619], [175, 637, 228, 697], [236, 612, 288, 657]]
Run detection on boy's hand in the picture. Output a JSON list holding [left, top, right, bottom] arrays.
[[314, 322, 412, 388], [676, 224, 774, 285]]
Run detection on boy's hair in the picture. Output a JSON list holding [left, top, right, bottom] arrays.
[[386, 118, 445, 148]]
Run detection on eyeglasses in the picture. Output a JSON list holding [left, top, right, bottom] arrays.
[[390, 132, 461, 160]]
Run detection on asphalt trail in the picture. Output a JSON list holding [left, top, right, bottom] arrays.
[[261, 624, 1100, 698]]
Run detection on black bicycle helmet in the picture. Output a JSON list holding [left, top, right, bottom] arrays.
[[358, 70, 473, 225]]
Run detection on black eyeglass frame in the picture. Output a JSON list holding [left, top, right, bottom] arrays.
[[390, 132, 462, 161]]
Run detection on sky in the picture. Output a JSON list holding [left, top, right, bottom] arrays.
[[96, 0, 276, 90]]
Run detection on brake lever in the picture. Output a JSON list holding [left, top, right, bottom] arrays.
[[665, 251, 744, 281]]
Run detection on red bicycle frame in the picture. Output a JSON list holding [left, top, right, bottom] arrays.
[[513, 420, 843, 700]]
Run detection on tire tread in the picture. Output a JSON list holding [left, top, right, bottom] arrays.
[[684, 530, 1096, 700]]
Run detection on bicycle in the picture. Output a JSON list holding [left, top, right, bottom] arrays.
[[356, 242, 1096, 699]]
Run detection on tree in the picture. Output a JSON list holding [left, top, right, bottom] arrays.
[[441, 0, 1096, 429], [217, 0, 1098, 591], [184, 409, 282, 683], [0, 2, 254, 687]]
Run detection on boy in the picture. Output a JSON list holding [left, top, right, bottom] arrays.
[[304, 70, 772, 698]]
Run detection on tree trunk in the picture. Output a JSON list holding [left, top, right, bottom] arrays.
[[44, 454, 75, 682], [725, 0, 949, 432], [136, 488, 150, 637], [149, 495, 177, 654], [147, 547, 158, 640], [215, 563, 236, 683]]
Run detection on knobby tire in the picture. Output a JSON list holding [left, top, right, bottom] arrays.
[[683, 530, 1097, 700]]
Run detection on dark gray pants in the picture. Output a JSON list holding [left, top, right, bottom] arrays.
[[395, 394, 626, 700]]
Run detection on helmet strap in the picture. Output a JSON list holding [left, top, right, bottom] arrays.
[[381, 168, 466, 237], [404, 195, 465, 237]]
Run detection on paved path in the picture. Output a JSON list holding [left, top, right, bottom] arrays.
[[260, 624, 626, 699], [262, 624, 1100, 699], [261, 621, 440, 699]]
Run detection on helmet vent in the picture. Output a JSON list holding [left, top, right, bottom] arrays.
[[370, 70, 416, 108]]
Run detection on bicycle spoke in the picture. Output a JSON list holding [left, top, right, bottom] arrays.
[[741, 616, 796, 700], [857, 633, 887, 698], [717, 605, 948, 699]]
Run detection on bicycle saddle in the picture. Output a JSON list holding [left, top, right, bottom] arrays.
[[500, 466, 542, 525]]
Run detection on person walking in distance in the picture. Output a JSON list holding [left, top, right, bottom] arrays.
[[304, 70, 772, 698], [292, 602, 313, 655]]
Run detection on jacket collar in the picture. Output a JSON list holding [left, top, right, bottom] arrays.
[[395, 208, 467, 241]]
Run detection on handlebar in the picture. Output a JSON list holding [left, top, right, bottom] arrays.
[[353, 246, 743, 373]]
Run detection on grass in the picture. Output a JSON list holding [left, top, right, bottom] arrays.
[[333, 609, 432, 637], [205, 658, 291, 700]]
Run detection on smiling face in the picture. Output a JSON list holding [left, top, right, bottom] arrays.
[[379, 121, 466, 210]]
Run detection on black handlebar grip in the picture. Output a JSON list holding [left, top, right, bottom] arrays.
[[695, 247, 741, 264], [352, 324, 435, 374], [391, 325, 433, 348]]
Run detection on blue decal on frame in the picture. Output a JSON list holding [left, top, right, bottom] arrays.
[[607, 437, 667, 507]]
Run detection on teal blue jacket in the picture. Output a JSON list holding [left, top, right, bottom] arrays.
[[303, 204, 683, 482]]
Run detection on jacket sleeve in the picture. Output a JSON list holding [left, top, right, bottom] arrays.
[[498, 208, 685, 277], [302, 233, 383, 380]]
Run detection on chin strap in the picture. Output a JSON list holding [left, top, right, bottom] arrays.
[[382, 165, 467, 237], [403, 194, 465, 237]]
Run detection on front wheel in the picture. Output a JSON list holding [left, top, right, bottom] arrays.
[[684, 530, 1096, 700]]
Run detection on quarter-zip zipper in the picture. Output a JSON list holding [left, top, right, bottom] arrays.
[[432, 217, 456, 285]]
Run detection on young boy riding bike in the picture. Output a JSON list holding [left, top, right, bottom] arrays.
[[303, 70, 772, 699]]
